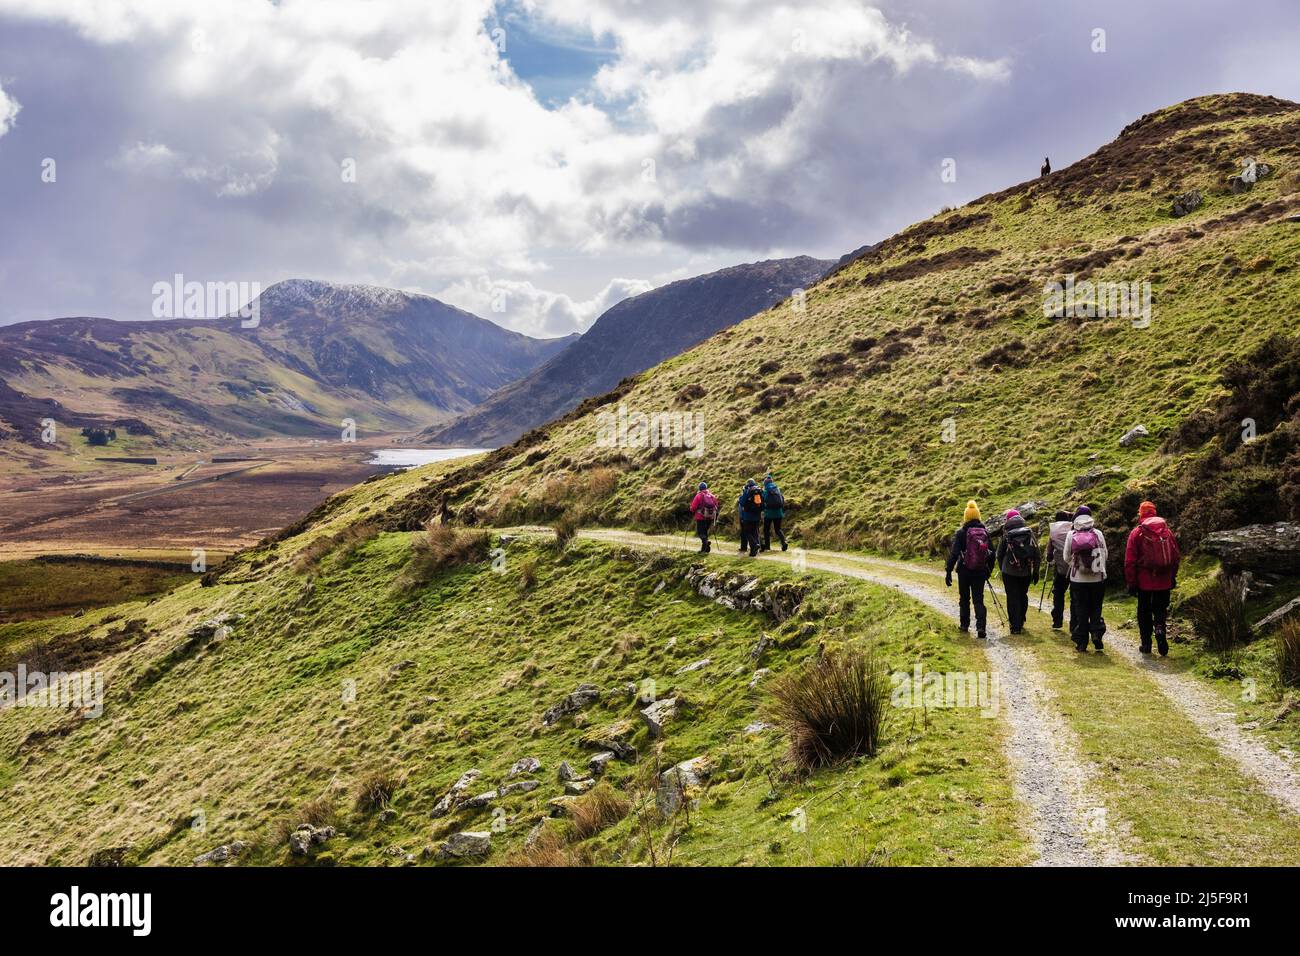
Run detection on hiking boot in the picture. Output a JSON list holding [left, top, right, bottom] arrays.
[[976, 630, 987, 640], [749, 549, 760, 558], [1093, 638, 1104, 651], [1139, 643, 1152, 654], [781, 542, 788, 551], [1051, 618, 1063, 629], [1074, 642, 1088, 653], [1157, 636, 1169, 657]]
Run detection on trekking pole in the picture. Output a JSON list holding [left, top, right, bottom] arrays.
[[985, 578, 1008, 628]]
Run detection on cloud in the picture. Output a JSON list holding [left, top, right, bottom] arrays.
[[436, 273, 654, 337], [0, 80, 19, 136]]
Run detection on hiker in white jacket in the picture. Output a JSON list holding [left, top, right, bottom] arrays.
[[1062, 506, 1108, 652]]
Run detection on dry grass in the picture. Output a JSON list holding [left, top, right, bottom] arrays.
[[354, 767, 402, 814], [570, 782, 632, 839], [395, 524, 491, 590], [272, 795, 339, 846], [767, 644, 889, 771], [502, 826, 590, 867], [1185, 575, 1251, 655], [553, 512, 579, 547], [1276, 619, 1300, 689]]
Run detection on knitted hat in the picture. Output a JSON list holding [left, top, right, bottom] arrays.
[[1138, 500, 1157, 520], [963, 500, 981, 522], [1075, 505, 1092, 516], [699, 482, 708, 491], [1005, 509, 1021, 519]]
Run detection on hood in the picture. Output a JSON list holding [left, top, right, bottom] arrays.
[[1073, 514, 1095, 531], [1004, 515, 1027, 532], [1141, 516, 1168, 532]]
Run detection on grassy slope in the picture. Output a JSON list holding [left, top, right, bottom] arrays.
[[384, 94, 1300, 558], [0, 525, 1030, 866]]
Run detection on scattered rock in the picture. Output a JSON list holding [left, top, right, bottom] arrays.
[[542, 683, 602, 726], [436, 830, 491, 860], [675, 658, 711, 675], [684, 566, 808, 622], [388, 659, 416, 675], [430, 768, 481, 818], [193, 840, 250, 865], [581, 719, 638, 760], [748, 668, 770, 689], [1171, 190, 1202, 217], [507, 756, 541, 778], [588, 751, 616, 776], [749, 632, 775, 664], [461, 789, 498, 810], [498, 779, 541, 797], [1119, 424, 1149, 447], [1200, 523, 1300, 575], [743, 721, 773, 734], [557, 761, 580, 782], [288, 824, 335, 856], [1255, 596, 1300, 634], [640, 697, 679, 738], [564, 778, 596, 796], [656, 756, 713, 816], [547, 796, 577, 817]]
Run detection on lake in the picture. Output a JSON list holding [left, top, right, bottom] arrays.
[[366, 447, 492, 469]]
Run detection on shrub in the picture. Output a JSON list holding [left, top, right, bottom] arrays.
[[396, 524, 491, 590], [517, 556, 538, 591], [1185, 575, 1251, 655], [1276, 619, 1300, 689], [503, 826, 590, 866], [354, 767, 402, 814], [570, 782, 632, 839], [553, 511, 579, 547], [272, 795, 339, 845], [767, 645, 889, 771]]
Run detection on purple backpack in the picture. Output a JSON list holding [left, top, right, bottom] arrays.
[[964, 527, 992, 572], [1071, 528, 1101, 572]]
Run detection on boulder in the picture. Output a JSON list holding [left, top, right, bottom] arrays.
[[1200, 523, 1300, 575], [675, 658, 711, 675], [748, 668, 770, 689], [507, 756, 541, 778], [556, 761, 579, 782], [1255, 596, 1300, 635], [430, 768, 481, 818], [580, 719, 638, 761], [563, 778, 596, 796], [639, 698, 679, 738], [436, 831, 491, 860], [749, 632, 775, 664], [498, 779, 541, 797], [587, 751, 616, 776], [288, 824, 335, 856], [1171, 190, 1202, 217], [1119, 424, 1149, 447], [461, 789, 498, 809], [656, 756, 713, 816], [542, 683, 602, 726], [193, 840, 250, 865]]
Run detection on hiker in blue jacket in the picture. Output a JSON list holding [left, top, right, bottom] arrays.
[[737, 479, 764, 558], [760, 473, 788, 551]]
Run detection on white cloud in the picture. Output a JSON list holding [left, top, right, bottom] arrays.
[[436, 273, 654, 337], [0, 80, 19, 137]]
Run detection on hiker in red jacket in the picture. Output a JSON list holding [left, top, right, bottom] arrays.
[[1124, 500, 1181, 656], [688, 482, 719, 554]]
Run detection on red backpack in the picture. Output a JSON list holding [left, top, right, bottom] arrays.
[[1136, 520, 1179, 572], [963, 527, 993, 572]]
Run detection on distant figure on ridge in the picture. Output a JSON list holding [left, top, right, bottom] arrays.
[[1040, 156, 1051, 176]]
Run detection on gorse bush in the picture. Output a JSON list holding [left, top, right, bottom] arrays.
[[396, 524, 491, 590], [767, 645, 889, 771], [1185, 575, 1251, 655], [1276, 619, 1300, 689]]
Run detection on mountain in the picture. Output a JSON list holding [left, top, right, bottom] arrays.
[[386, 93, 1300, 567], [420, 256, 834, 447], [0, 279, 575, 460]]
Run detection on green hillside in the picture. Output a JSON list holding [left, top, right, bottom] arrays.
[[376, 93, 1300, 560]]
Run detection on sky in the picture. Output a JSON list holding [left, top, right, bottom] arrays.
[[1, 0, 1298, 337]]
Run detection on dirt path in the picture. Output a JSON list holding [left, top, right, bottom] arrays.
[[580, 529, 1131, 866]]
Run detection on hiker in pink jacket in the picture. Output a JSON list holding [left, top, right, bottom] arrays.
[[1124, 500, 1181, 656], [688, 482, 719, 553]]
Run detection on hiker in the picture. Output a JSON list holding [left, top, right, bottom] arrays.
[[1124, 500, 1181, 656], [688, 482, 719, 554], [1045, 510, 1075, 630], [1040, 156, 1051, 176], [945, 500, 993, 639], [1063, 505, 1108, 651], [996, 509, 1040, 634], [737, 479, 764, 558], [760, 473, 788, 552]]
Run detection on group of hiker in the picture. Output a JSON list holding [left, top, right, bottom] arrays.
[[687, 478, 1183, 655], [687, 475, 787, 557], [945, 498, 1181, 654]]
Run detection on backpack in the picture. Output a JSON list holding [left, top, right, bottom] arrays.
[[696, 492, 718, 521], [765, 486, 784, 510], [1004, 528, 1036, 575], [1136, 521, 1179, 572], [751, 489, 764, 508], [963, 527, 993, 573], [1070, 528, 1102, 574]]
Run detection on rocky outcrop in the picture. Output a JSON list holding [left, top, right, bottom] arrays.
[[1200, 523, 1300, 575], [193, 840, 250, 865], [639, 698, 679, 738], [1119, 424, 1149, 447], [507, 756, 541, 777], [430, 768, 481, 818], [436, 830, 491, 860], [499, 779, 541, 797], [1255, 596, 1300, 634], [288, 824, 335, 856], [1171, 190, 1203, 217], [656, 756, 713, 816], [684, 567, 807, 621], [542, 684, 602, 726], [580, 719, 637, 761]]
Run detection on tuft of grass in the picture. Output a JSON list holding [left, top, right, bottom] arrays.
[[553, 512, 579, 548], [272, 795, 339, 846], [503, 826, 590, 866], [396, 524, 490, 590], [517, 556, 538, 592], [1185, 575, 1251, 656], [1276, 619, 1300, 689], [354, 767, 402, 815], [767, 645, 889, 771], [570, 782, 632, 839]]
